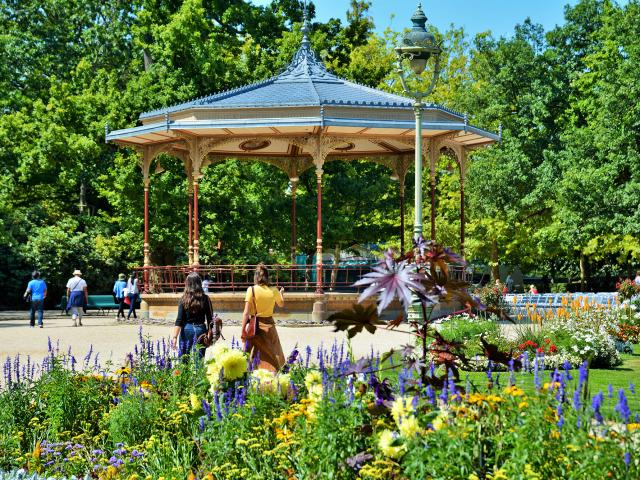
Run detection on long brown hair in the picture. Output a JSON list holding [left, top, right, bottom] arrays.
[[182, 272, 206, 314], [254, 263, 270, 286]]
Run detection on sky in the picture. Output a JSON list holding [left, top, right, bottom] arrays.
[[251, 0, 583, 39]]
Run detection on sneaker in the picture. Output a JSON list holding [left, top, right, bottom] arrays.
[[39, 325, 43, 328], [78, 320, 83, 326]]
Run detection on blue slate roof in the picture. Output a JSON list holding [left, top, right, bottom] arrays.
[[139, 36, 461, 120]]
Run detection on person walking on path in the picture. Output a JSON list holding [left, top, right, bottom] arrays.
[[171, 272, 212, 358], [66, 269, 88, 327], [126, 272, 139, 320], [241, 263, 285, 372], [24, 270, 47, 328], [113, 273, 127, 321]]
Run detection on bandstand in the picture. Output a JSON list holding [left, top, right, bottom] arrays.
[[106, 16, 498, 322]]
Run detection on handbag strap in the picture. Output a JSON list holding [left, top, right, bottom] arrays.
[[251, 286, 258, 318]]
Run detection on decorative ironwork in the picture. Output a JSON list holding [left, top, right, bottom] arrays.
[[239, 139, 271, 151], [334, 142, 355, 152], [135, 263, 470, 294]]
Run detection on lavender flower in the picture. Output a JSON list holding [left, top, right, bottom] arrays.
[[591, 392, 604, 424], [624, 452, 631, 467], [615, 389, 631, 424], [354, 249, 427, 313]]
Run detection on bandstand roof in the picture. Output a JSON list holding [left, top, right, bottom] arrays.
[[106, 29, 498, 168]]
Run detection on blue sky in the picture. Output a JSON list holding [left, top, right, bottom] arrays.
[[251, 0, 583, 39]]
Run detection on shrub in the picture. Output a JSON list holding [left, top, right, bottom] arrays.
[[618, 279, 640, 301]]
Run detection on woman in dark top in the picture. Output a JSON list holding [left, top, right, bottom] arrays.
[[171, 272, 212, 358]]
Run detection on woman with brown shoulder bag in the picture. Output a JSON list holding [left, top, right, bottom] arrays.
[[241, 263, 285, 372]]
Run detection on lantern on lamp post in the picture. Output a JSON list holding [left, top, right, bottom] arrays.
[[395, 3, 442, 240]]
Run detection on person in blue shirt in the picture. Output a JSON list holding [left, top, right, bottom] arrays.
[[24, 270, 47, 328], [113, 273, 127, 321]]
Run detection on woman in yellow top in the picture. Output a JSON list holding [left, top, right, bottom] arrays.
[[241, 263, 285, 372]]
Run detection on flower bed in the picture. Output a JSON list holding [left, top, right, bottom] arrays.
[[1, 332, 639, 479]]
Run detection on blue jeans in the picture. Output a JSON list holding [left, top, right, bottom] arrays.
[[30, 299, 44, 326], [127, 293, 138, 319], [179, 323, 207, 358]]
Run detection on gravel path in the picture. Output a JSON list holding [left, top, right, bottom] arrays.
[[0, 311, 413, 367]]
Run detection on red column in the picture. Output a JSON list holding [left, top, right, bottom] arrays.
[[315, 170, 323, 294], [459, 148, 466, 260], [460, 176, 465, 260], [290, 179, 298, 265], [193, 179, 200, 267], [400, 182, 406, 254], [188, 188, 193, 265], [143, 180, 150, 292]]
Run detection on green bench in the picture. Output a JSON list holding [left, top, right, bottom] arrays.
[[57, 295, 141, 315]]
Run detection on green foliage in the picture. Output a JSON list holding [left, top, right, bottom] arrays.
[[3, 0, 640, 305], [107, 393, 163, 446], [438, 314, 500, 344]]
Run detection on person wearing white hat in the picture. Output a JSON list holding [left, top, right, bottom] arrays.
[[66, 269, 88, 327]]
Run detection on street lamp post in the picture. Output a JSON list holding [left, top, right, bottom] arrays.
[[395, 3, 442, 241]]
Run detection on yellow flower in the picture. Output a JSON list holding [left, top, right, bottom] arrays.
[[378, 430, 405, 459], [252, 368, 277, 392], [504, 386, 524, 397], [628, 423, 640, 432], [277, 373, 292, 397], [523, 464, 541, 480], [219, 349, 248, 380], [391, 396, 414, 424], [304, 370, 323, 390], [189, 393, 201, 412], [432, 411, 449, 431], [487, 468, 509, 480], [210, 343, 229, 359], [307, 383, 323, 400], [542, 382, 561, 391], [518, 401, 529, 409], [398, 415, 421, 438]]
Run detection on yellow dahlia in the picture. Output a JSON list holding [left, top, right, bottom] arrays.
[[391, 396, 414, 424], [210, 342, 230, 359], [277, 374, 292, 396], [378, 430, 405, 459], [398, 415, 421, 438], [219, 349, 248, 380], [252, 368, 276, 393], [304, 370, 322, 390]]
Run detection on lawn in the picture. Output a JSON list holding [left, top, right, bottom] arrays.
[[462, 344, 640, 416]]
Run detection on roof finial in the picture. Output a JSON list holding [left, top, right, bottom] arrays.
[[301, 0, 310, 47]]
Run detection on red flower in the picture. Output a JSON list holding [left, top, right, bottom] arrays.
[[544, 338, 551, 344], [536, 347, 545, 354], [549, 345, 558, 353]]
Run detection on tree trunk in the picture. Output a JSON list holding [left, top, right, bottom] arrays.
[[579, 253, 589, 292], [490, 238, 500, 282]]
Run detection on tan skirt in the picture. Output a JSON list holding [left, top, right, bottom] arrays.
[[244, 316, 285, 372]]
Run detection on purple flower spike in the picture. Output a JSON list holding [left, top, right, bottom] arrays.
[[615, 389, 631, 424], [591, 392, 604, 424], [624, 452, 631, 467], [354, 251, 427, 313]]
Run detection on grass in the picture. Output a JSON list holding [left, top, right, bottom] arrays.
[[463, 344, 640, 416], [379, 344, 640, 417]]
